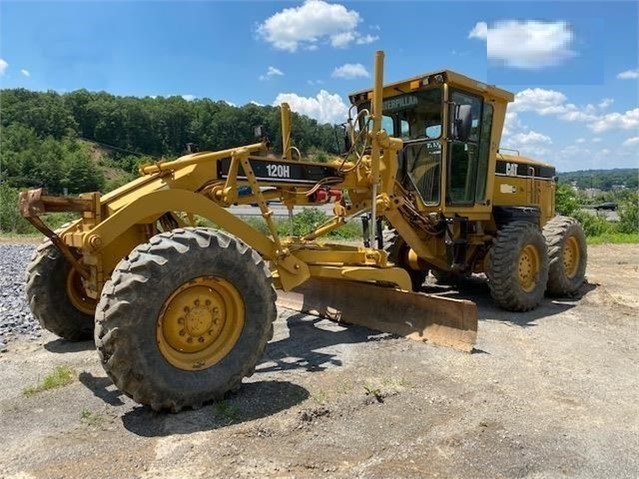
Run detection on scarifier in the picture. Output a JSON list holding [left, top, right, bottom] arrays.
[[20, 51, 586, 411]]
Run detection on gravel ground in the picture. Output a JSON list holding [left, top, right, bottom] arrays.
[[0, 241, 637, 478], [0, 244, 42, 348]]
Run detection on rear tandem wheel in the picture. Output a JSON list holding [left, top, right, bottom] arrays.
[[543, 215, 587, 296], [486, 221, 549, 312]]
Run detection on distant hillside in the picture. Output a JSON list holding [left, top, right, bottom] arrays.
[[0, 88, 344, 194], [557, 169, 638, 190]]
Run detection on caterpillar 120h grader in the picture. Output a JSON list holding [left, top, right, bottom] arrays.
[[20, 51, 586, 412]]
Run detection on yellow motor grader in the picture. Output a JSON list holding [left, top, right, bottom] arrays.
[[20, 51, 586, 412]]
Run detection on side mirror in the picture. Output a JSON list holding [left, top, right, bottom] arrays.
[[342, 123, 353, 152], [452, 104, 472, 142], [254, 125, 266, 139]]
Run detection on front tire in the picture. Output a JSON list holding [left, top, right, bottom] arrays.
[[487, 222, 549, 312], [543, 216, 587, 296], [95, 228, 276, 412], [25, 240, 95, 341]]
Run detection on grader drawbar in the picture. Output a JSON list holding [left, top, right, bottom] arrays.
[[20, 51, 477, 412]]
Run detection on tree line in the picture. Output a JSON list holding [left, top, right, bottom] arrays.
[[557, 168, 638, 191], [0, 88, 344, 194]]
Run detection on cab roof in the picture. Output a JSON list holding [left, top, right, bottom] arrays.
[[348, 69, 514, 105]]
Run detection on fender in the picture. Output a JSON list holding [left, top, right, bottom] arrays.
[[86, 189, 276, 260]]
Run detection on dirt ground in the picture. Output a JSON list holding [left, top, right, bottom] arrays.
[[1, 244, 637, 479]]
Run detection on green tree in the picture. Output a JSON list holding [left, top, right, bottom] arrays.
[[0, 183, 32, 233], [617, 190, 638, 234], [555, 182, 580, 216]]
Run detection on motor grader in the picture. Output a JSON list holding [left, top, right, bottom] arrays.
[[20, 51, 586, 412]]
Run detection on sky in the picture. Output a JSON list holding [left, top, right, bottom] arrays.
[[0, 0, 638, 172]]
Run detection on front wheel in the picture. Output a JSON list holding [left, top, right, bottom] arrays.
[[95, 228, 276, 412], [487, 222, 549, 312], [543, 216, 587, 296]]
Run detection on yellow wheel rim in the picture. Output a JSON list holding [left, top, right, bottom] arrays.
[[563, 236, 580, 279], [157, 276, 244, 371], [66, 268, 97, 315], [518, 244, 540, 293]]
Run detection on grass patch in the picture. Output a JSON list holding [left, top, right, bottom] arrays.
[[587, 233, 639, 245], [311, 389, 329, 404], [23, 366, 75, 397], [213, 400, 240, 423], [80, 408, 104, 426], [363, 384, 384, 402]]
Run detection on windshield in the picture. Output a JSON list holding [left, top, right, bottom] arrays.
[[357, 87, 442, 140], [356, 87, 443, 205]]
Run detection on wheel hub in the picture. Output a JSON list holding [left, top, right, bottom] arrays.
[[157, 276, 244, 370], [518, 245, 540, 293], [563, 236, 580, 278], [66, 268, 97, 315]]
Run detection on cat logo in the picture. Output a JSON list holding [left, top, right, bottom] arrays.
[[505, 162, 519, 176]]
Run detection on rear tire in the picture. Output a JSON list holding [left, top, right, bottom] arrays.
[[383, 228, 427, 291], [25, 240, 95, 341], [543, 216, 587, 296], [487, 222, 549, 312], [95, 228, 276, 412]]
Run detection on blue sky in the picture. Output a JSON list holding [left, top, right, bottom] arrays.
[[1, 0, 638, 172]]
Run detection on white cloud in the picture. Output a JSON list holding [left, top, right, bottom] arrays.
[[575, 138, 585, 144], [273, 90, 348, 124], [617, 69, 639, 80], [502, 111, 524, 137], [307, 79, 325, 86], [0, 58, 8, 75], [591, 137, 602, 143], [468, 21, 488, 40], [510, 88, 568, 115], [259, 66, 284, 81], [509, 88, 620, 124], [598, 98, 614, 109], [331, 63, 370, 79], [469, 20, 575, 69], [223, 100, 236, 107], [589, 108, 639, 133], [508, 87, 637, 136], [181, 94, 196, 101], [249, 100, 264, 106], [20, 69, 30, 77], [257, 0, 376, 52], [331, 31, 356, 48], [623, 136, 639, 147], [507, 130, 552, 146], [356, 34, 379, 45]]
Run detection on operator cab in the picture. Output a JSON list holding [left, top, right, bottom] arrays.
[[348, 71, 513, 213]]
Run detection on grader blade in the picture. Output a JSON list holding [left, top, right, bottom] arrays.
[[277, 278, 478, 352]]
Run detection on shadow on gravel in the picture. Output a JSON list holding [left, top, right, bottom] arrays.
[[258, 313, 395, 374], [79, 371, 126, 406], [122, 380, 309, 437], [418, 277, 598, 327], [44, 338, 95, 353]]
